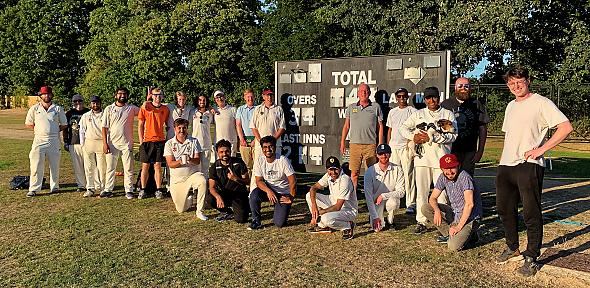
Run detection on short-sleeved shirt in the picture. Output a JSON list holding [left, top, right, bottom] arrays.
[[250, 104, 286, 144], [25, 103, 67, 139], [65, 108, 90, 145], [102, 103, 140, 149], [317, 172, 358, 212], [500, 93, 568, 167], [345, 101, 383, 144], [435, 170, 482, 223], [138, 102, 170, 142], [209, 157, 249, 194], [253, 155, 294, 195], [191, 109, 213, 149], [214, 105, 237, 143], [386, 106, 417, 149], [164, 136, 202, 184], [236, 104, 256, 138], [441, 97, 490, 152], [79, 110, 104, 141], [166, 104, 193, 139]]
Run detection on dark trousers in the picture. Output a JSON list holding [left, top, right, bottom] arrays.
[[249, 188, 292, 228], [454, 150, 476, 176], [496, 163, 544, 258], [208, 189, 250, 223]]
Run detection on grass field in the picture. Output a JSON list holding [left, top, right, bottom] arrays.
[[1, 109, 589, 287]]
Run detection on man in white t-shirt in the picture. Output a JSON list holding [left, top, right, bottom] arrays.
[[165, 91, 193, 140], [364, 144, 406, 232], [101, 87, 140, 199], [79, 95, 106, 197], [494, 66, 572, 277], [191, 94, 214, 177], [306, 156, 357, 240], [386, 88, 417, 214], [25, 86, 68, 197], [248, 136, 296, 230], [212, 90, 238, 157], [164, 118, 208, 220]]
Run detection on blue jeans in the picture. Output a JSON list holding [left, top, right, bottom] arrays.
[[249, 188, 292, 228]]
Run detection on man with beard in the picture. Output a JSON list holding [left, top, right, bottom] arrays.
[[441, 78, 490, 176], [63, 94, 90, 192], [422, 154, 482, 251], [25, 86, 68, 197], [236, 88, 257, 172], [101, 87, 140, 199], [212, 90, 238, 156], [138, 87, 170, 199], [400, 87, 457, 235], [207, 139, 250, 223], [79, 96, 106, 197], [248, 136, 296, 230], [164, 118, 208, 219], [250, 88, 286, 162], [191, 94, 214, 178]]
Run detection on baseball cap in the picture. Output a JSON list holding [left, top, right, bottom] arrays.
[[376, 144, 392, 154], [39, 86, 52, 95], [262, 88, 274, 96], [90, 95, 101, 102], [394, 88, 409, 95], [71, 94, 83, 102], [439, 154, 460, 169], [424, 87, 440, 98], [213, 90, 225, 98], [325, 156, 341, 170]]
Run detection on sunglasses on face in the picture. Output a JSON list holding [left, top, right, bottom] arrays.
[[456, 84, 470, 89], [396, 94, 408, 98], [73, 100, 83, 103]]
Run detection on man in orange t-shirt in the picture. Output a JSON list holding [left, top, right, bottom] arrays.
[[138, 87, 170, 199]]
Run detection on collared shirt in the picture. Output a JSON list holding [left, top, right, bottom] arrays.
[[190, 109, 213, 149], [253, 155, 294, 195], [236, 104, 256, 138], [345, 101, 383, 144], [166, 104, 193, 139], [214, 105, 237, 143], [164, 136, 202, 184], [25, 103, 67, 139], [363, 162, 405, 221], [316, 171, 358, 212], [386, 106, 417, 149], [434, 170, 482, 223], [79, 110, 104, 142], [102, 103, 140, 149], [250, 104, 286, 143], [209, 157, 249, 194]]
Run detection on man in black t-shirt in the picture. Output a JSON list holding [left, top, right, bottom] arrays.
[[208, 139, 251, 223], [64, 94, 90, 192], [441, 78, 490, 176]]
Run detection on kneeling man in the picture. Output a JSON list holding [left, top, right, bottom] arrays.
[[306, 156, 357, 240], [422, 154, 482, 251], [208, 139, 251, 223], [164, 118, 208, 220], [248, 136, 296, 230], [364, 144, 406, 232]]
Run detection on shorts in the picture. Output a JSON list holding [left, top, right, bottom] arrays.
[[348, 143, 377, 172], [139, 141, 165, 163]]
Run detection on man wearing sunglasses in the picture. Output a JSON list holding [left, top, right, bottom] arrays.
[[441, 78, 490, 176], [386, 88, 417, 214], [400, 87, 457, 235], [64, 94, 90, 193]]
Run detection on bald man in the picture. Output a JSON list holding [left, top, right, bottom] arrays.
[[340, 83, 384, 190], [441, 78, 490, 176]]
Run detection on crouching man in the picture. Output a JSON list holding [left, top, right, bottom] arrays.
[[422, 154, 482, 251], [208, 139, 251, 223], [364, 144, 406, 232], [164, 118, 208, 220], [306, 156, 358, 240]]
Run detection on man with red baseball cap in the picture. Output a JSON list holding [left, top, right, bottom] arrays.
[[421, 154, 482, 251], [25, 86, 68, 197]]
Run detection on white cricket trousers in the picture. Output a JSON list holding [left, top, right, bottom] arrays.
[[69, 143, 86, 189], [372, 197, 401, 227], [29, 137, 61, 192], [83, 139, 106, 192], [170, 172, 207, 213], [104, 145, 134, 193], [415, 166, 447, 224], [200, 149, 212, 179], [390, 147, 416, 208], [305, 192, 356, 230]]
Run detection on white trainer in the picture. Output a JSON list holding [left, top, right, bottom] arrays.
[[196, 212, 208, 221]]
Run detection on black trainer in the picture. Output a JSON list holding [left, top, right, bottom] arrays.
[[342, 221, 355, 240], [247, 221, 263, 230], [517, 256, 539, 277], [436, 235, 449, 243], [496, 247, 524, 264], [414, 223, 427, 235], [215, 212, 234, 222]]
